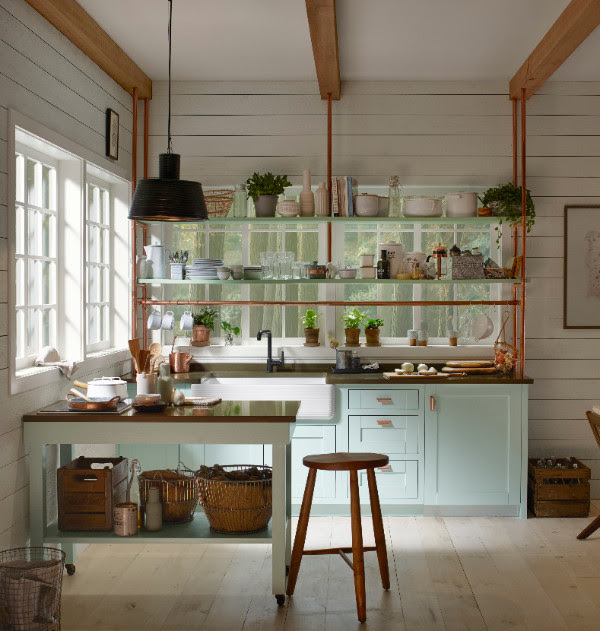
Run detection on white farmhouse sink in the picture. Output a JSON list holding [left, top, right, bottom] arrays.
[[191, 376, 334, 420]]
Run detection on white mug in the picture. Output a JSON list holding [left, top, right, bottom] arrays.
[[161, 310, 175, 330], [147, 309, 162, 330], [180, 310, 194, 331]]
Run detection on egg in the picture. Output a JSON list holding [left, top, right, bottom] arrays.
[[417, 363, 428, 372], [401, 362, 414, 374]]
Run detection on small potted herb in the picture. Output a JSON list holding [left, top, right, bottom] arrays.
[[342, 308, 366, 347], [245, 172, 292, 217], [301, 309, 321, 346], [480, 183, 535, 243], [364, 318, 384, 346], [192, 306, 218, 346], [220, 321, 241, 346]]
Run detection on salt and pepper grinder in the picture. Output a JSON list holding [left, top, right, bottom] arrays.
[[315, 181, 329, 216], [158, 363, 173, 405], [145, 487, 163, 531], [300, 169, 315, 216]]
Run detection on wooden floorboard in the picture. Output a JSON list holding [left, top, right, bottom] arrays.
[[61, 511, 600, 631]]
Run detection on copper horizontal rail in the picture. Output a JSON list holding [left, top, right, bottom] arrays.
[[138, 299, 519, 307]]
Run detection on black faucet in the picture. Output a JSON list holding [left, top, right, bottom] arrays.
[[257, 329, 284, 373]]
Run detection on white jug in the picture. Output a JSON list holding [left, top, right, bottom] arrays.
[[144, 244, 170, 279]]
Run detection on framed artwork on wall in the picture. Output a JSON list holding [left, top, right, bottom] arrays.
[[105, 108, 119, 160], [564, 205, 600, 328]]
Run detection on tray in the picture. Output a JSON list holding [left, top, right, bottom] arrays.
[[133, 402, 168, 413], [38, 400, 132, 414], [383, 371, 454, 380]]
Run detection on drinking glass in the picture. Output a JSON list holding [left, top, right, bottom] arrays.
[[280, 252, 294, 280], [260, 252, 274, 279]]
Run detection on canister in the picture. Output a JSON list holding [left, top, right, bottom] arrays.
[[335, 348, 352, 370], [137, 372, 157, 395], [114, 502, 138, 536], [408, 330, 418, 346]]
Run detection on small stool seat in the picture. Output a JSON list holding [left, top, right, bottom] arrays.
[[303, 452, 389, 471], [286, 452, 390, 622]]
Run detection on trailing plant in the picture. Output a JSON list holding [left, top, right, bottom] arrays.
[[301, 309, 321, 330], [220, 321, 241, 336], [193, 306, 218, 330], [480, 183, 535, 243], [365, 318, 384, 330], [245, 172, 292, 202], [343, 308, 367, 330]]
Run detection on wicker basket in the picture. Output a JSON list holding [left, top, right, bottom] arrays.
[[494, 312, 519, 374], [196, 465, 272, 534], [204, 189, 234, 217], [140, 469, 198, 523]]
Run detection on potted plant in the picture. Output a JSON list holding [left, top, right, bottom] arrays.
[[192, 306, 218, 347], [301, 309, 321, 346], [364, 318, 384, 346], [342, 308, 366, 347], [480, 183, 535, 243], [245, 172, 292, 217], [220, 321, 241, 346]]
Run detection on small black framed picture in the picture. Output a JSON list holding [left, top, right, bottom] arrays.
[[106, 108, 119, 160]]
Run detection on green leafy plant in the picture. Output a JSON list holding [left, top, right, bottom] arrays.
[[343, 308, 367, 330], [245, 172, 292, 202], [480, 183, 535, 243], [365, 318, 384, 330], [193, 306, 218, 330], [301, 309, 321, 330], [220, 321, 241, 336]]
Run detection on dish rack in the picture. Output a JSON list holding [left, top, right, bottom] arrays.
[[204, 189, 234, 217], [139, 468, 198, 523]]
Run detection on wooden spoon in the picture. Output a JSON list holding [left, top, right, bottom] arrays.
[[128, 338, 140, 372], [69, 388, 94, 402], [148, 342, 162, 372]]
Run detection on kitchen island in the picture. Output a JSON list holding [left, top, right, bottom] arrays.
[[22, 400, 298, 603]]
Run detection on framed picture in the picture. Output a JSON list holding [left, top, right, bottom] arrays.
[[564, 205, 600, 328], [105, 108, 119, 160]]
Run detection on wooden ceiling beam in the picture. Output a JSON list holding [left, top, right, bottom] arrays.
[[510, 0, 600, 100], [25, 0, 152, 99], [305, 0, 340, 100]]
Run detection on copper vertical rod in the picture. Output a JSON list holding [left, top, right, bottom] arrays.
[[141, 96, 149, 351], [511, 97, 518, 354], [327, 92, 333, 261], [519, 88, 527, 378], [131, 88, 139, 345], [512, 98, 518, 185], [143, 98, 149, 179]]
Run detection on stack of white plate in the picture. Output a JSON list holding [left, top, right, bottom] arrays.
[[185, 258, 224, 279]]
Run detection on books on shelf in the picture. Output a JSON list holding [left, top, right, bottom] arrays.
[[331, 176, 357, 217]]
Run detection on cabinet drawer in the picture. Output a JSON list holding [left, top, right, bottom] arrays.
[[358, 461, 419, 500], [349, 416, 419, 454], [348, 389, 419, 411]]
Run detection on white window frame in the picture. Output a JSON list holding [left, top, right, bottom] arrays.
[[7, 110, 131, 394]]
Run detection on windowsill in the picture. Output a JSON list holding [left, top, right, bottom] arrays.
[[11, 347, 130, 395]]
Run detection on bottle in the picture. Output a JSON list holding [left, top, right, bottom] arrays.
[[377, 249, 391, 279], [300, 169, 315, 216], [388, 176, 402, 216], [232, 184, 247, 217], [126, 459, 142, 529], [315, 182, 329, 216], [158, 363, 173, 406], [144, 487, 163, 531]]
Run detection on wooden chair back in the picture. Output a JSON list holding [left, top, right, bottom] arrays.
[[585, 411, 600, 450]]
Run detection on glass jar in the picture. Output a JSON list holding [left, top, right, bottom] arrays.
[[232, 184, 247, 217], [388, 176, 402, 216]]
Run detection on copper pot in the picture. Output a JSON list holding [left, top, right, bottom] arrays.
[[169, 336, 193, 373]]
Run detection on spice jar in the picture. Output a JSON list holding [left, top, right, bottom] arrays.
[[447, 329, 458, 346], [408, 330, 418, 346], [418, 330, 428, 346]]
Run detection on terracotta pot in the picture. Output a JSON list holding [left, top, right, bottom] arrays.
[[304, 328, 320, 347], [192, 324, 211, 347], [365, 328, 381, 346], [344, 328, 360, 347]]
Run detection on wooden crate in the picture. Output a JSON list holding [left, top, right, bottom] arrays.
[[58, 456, 128, 531], [528, 457, 591, 517]]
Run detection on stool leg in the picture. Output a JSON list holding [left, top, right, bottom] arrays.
[[286, 467, 317, 596], [349, 470, 366, 623], [367, 468, 390, 590], [577, 514, 600, 540]]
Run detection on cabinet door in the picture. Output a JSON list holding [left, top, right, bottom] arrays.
[[425, 385, 522, 506], [358, 460, 419, 500]]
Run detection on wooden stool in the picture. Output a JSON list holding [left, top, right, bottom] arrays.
[[578, 411, 600, 540], [286, 452, 390, 622]]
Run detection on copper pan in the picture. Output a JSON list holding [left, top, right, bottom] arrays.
[[66, 394, 120, 411]]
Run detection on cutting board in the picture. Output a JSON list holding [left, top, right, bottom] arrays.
[[442, 366, 497, 374], [383, 372, 453, 380], [445, 360, 495, 368]]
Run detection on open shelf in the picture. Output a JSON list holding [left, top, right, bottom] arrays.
[[137, 278, 523, 286], [137, 216, 500, 226], [44, 513, 273, 544]]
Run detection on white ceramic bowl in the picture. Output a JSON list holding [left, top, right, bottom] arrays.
[[354, 194, 379, 216], [445, 192, 478, 217], [403, 197, 443, 217], [217, 270, 231, 280], [339, 268, 357, 279]]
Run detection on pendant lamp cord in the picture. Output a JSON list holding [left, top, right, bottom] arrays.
[[167, 0, 173, 153]]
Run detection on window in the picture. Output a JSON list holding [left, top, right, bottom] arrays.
[[9, 113, 130, 393]]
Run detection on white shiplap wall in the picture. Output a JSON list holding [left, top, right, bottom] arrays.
[[142, 79, 600, 497], [0, 0, 132, 548]]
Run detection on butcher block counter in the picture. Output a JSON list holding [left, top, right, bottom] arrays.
[[23, 400, 298, 602]]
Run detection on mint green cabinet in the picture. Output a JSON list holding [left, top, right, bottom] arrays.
[[424, 384, 526, 513]]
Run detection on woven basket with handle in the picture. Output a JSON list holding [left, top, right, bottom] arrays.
[[204, 189, 234, 217], [494, 312, 518, 374]]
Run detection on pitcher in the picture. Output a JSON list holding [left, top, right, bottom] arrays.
[[144, 244, 170, 279]]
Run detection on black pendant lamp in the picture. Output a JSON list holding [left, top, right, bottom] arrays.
[[129, 0, 207, 222]]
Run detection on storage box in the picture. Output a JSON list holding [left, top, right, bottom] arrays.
[[57, 456, 128, 531], [450, 253, 485, 279], [528, 457, 590, 517]]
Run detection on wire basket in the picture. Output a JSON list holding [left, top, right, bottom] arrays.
[[0, 547, 65, 631], [196, 465, 272, 534], [204, 189, 234, 218], [140, 469, 198, 523]]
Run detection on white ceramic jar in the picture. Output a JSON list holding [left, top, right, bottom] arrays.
[[354, 194, 379, 216], [403, 197, 443, 217], [445, 192, 478, 217]]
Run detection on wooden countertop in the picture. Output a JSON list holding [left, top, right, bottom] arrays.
[[23, 400, 299, 423], [326, 372, 534, 385]]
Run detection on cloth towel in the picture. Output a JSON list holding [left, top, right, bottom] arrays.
[[34, 346, 79, 379]]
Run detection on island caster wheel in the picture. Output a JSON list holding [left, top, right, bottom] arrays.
[[66, 564, 76, 576], [275, 595, 285, 606]]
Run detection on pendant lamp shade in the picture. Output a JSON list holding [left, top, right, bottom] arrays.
[[128, 153, 208, 222]]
